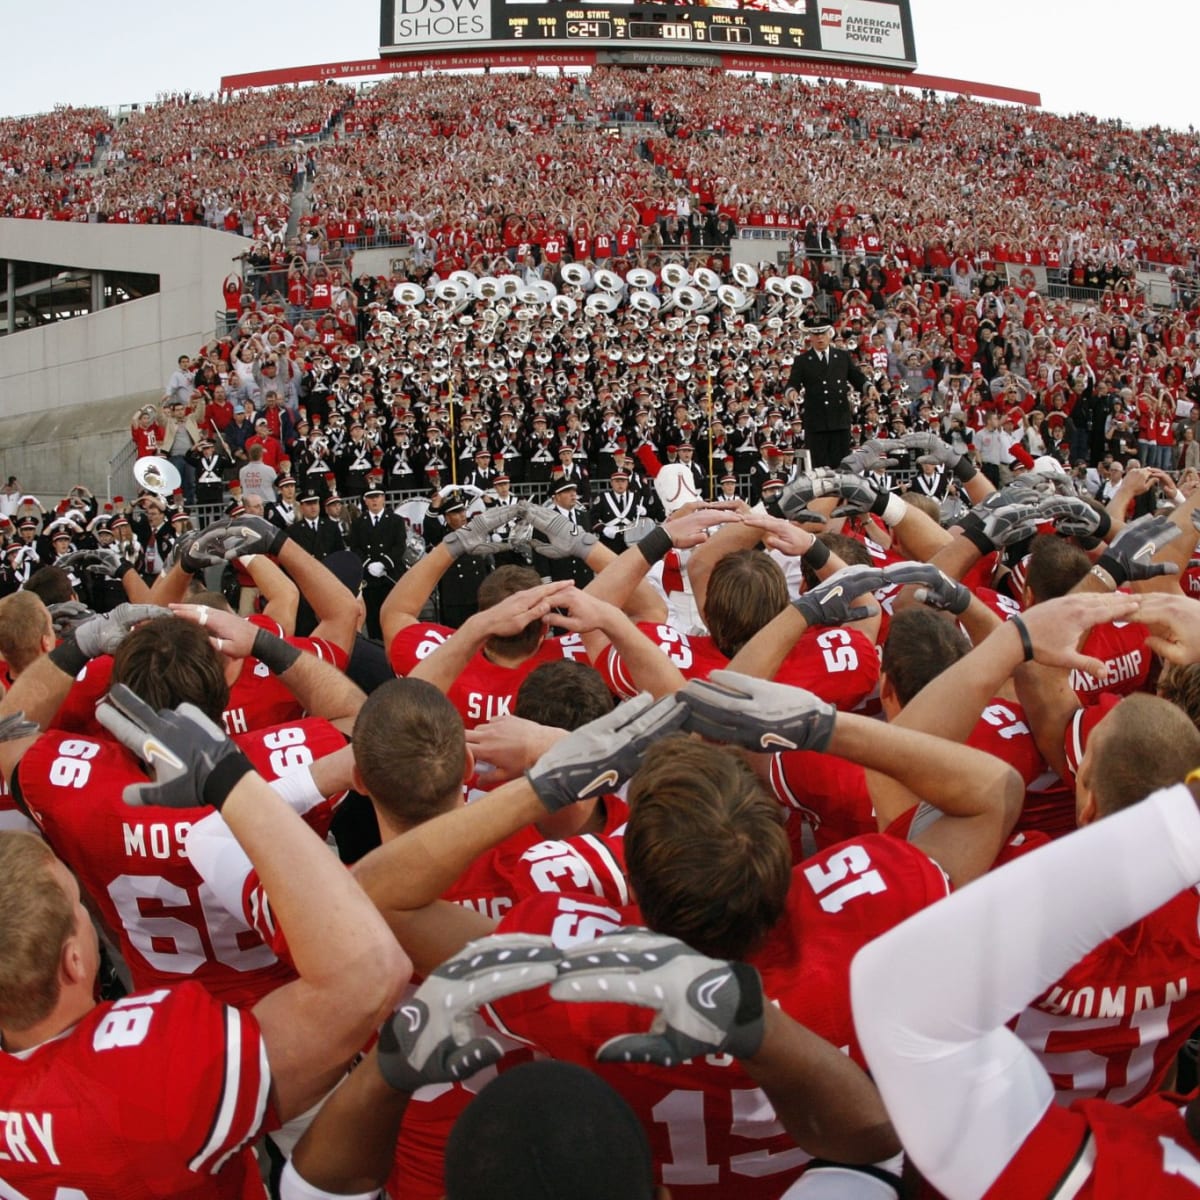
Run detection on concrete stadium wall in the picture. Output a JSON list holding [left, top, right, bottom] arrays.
[[0, 221, 250, 498]]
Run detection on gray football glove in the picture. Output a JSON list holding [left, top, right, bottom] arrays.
[[1097, 514, 1182, 585], [0, 712, 41, 743], [73, 603, 171, 659], [442, 505, 523, 561], [173, 529, 227, 574], [825, 472, 895, 520], [526, 692, 688, 811], [377, 935, 562, 1092], [47, 599, 96, 638], [903, 430, 962, 468], [840, 438, 906, 475], [552, 930, 765, 1066], [56, 548, 124, 578], [792, 564, 886, 628], [525, 505, 598, 561], [966, 501, 1043, 550], [882, 561, 971, 615], [777, 468, 842, 523], [1036, 494, 1112, 540], [95, 683, 252, 810], [190, 515, 289, 560], [679, 668, 837, 753]]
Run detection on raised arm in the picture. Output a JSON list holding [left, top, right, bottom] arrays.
[[678, 670, 1022, 888], [0, 604, 169, 784], [381, 506, 520, 647], [171, 603, 366, 731], [728, 565, 882, 680], [408, 580, 574, 695]]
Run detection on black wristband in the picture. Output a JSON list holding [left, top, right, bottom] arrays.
[[203, 752, 255, 811], [729, 961, 766, 1058], [1091, 509, 1113, 541], [953, 457, 979, 484], [869, 487, 895, 518], [1096, 552, 1129, 588], [251, 628, 302, 675], [268, 526, 290, 556], [49, 637, 88, 677], [961, 524, 996, 556], [802, 538, 831, 569], [1009, 614, 1035, 662], [636, 525, 674, 566]]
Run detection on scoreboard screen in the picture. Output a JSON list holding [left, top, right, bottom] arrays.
[[380, 0, 916, 68]]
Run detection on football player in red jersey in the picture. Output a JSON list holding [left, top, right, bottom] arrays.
[[383, 505, 722, 730], [4, 606, 365, 1010], [854, 774, 1200, 1200], [0, 678, 405, 1200], [53, 514, 358, 739], [191, 658, 638, 1200], [280, 929, 895, 1200], [350, 676, 1019, 1197]]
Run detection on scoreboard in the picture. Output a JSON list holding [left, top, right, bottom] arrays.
[[380, 0, 916, 69]]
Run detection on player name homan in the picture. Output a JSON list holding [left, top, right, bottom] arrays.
[[1037, 977, 1188, 1020]]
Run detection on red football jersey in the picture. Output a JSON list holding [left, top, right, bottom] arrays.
[[1071, 620, 1152, 701], [14, 718, 345, 1007], [1012, 886, 1200, 1106], [51, 622, 348, 739], [753, 836, 951, 1065], [600, 624, 878, 712], [0, 981, 274, 1198], [487, 892, 814, 1200], [768, 699, 1044, 857], [392, 825, 630, 1199], [984, 1089, 1200, 1199], [388, 622, 589, 729], [445, 826, 630, 921], [484, 837, 947, 1198], [225, 617, 349, 735]]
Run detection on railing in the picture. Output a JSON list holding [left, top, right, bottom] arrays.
[[106, 440, 137, 506]]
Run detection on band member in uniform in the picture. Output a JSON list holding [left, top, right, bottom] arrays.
[[536, 477, 594, 587], [787, 315, 869, 468], [590, 469, 647, 552], [189, 438, 232, 509], [421, 491, 492, 629], [348, 472, 408, 640], [291, 488, 345, 562], [554, 445, 590, 503], [267, 475, 300, 532]]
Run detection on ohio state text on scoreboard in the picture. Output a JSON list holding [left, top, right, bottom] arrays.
[[380, 0, 917, 69]]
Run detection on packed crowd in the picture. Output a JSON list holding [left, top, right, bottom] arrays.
[[3, 69, 1198, 285], [7, 61, 1200, 1200]]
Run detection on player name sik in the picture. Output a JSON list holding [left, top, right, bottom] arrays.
[[0, 1111, 59, 1165], [1037, 976, 1187, 1020]]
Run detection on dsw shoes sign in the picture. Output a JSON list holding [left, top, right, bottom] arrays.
[[393, 0, 493, 45]]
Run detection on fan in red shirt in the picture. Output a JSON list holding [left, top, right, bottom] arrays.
[[130, 403, 165, 458]]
